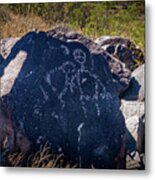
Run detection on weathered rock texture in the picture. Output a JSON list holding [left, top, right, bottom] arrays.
[[95, 36, 145, 71], [0, 27, 132, 96], [121, 64, 144, 101], [0, 99, 31, 153], [120, 64, 145, 169], [47, 27, 131, 95], [125, 114, 145, 169], [0, 31, 125, 169], [0, 38, 19, 59]]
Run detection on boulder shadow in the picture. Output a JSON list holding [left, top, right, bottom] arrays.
[[120, 77, 141, 101]]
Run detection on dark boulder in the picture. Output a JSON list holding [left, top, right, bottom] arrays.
[[0, 31, 125, 169], [0, 98, 31, 154], [0, 54, 4, 65]]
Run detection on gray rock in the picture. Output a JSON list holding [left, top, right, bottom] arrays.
[[121, 64, 145, 101], [0, 38, 19, 59], [0, 31, 125, 168], [47, 26, 103, 54], [95, 36, 145, 71], [120, 63, 145, 154], [121, 99, 145, 169], [105, 52, 131, 95], [125, 114, 145, 169], [95, 36, 132, 48], [121, 100, 144, 121], [131, 64, 144, 101]]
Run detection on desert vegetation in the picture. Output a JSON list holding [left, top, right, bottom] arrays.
[[1, 141, 77, 168], [0, 1, 144, 49]]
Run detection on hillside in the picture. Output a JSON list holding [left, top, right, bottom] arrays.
[[0, 1, 145, 50]]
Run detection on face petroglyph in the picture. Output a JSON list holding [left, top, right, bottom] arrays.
[[73, 48, 86, 65]]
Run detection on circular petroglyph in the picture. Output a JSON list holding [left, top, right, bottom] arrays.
[[73, 49, 86, 65]]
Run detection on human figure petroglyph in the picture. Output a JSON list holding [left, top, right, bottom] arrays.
[[43, 48, 113, 118]]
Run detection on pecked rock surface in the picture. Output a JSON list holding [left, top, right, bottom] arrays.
[[0, 31, 125, 168], [47, 27, 131, 95]]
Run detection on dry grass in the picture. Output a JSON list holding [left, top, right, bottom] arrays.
[[1, 137, 143, 169], [1, 141, 77, 168], [0, 11, 51, 39], [0, 11, 81, 40]]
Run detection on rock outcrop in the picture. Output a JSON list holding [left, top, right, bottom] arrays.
[[0, 31, 125, 168], [0, 38, 19, 59], [121, 64, 144, 101], [95, 36, 144, 71], [47, 27, 131, 95], [120, 64, 145, 169]]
